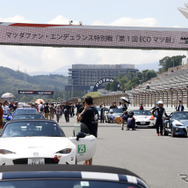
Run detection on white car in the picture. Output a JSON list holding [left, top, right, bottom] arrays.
[[133, 110, 155, 128], [0, 120, 97, 165]]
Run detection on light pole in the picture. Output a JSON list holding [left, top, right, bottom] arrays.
[[71, 79, 74, 99]]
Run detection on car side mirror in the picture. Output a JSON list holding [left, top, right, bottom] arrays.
[[76, 132, 86, 141]]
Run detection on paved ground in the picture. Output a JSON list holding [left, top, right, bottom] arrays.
[[58, 115, 188, 188]]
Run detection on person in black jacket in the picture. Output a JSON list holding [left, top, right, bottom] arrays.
[[152, 101, 168, 136], [176, 100, 184, 112]]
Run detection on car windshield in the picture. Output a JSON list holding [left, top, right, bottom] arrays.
[[0, 179, 140, 188], [112, 109, 123, 113], [172, 112, 188, 120], [14, 109, 37, 115], [1, 121, 65, 138], [133, 110, 152, 116], [13, 114, 44, 120]]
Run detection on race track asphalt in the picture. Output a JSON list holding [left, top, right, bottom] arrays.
[[59, 115, 188, 188]]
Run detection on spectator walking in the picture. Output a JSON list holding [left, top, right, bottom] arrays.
[[78, 96, 99, 165], [49, 103, 55, 120], [38, 102, 44, 114], [44, 103, 50, 119], [56, 105, 62, 123], [152, 101, 168, 136], [64, 102, 70, 122]]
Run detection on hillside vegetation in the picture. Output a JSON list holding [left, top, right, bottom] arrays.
[[0, 66, 68, 101]]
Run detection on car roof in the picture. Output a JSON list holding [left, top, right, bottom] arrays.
[[0, 165, 148, 188]]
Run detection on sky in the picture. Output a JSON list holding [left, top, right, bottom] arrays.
[[0, 0, 188, 74]]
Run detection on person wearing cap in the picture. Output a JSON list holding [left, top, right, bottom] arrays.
[[152, 101, 168, 136], [176, 100, 184, 112]]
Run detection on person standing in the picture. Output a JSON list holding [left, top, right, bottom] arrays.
[[77, 102, 85, 122], [64, 102, 70, 122], [56, 105, 62, 123], [176, 100, 184, 111], [0, 103, 3, 128], [38, 102, 44, 114], [49, 103, 55, 120], [44, 103, 50, 119], [78, 96, 99, 165], [121, 110, 128, 130], [76, 102, 82, 115], [100, 102, 105, 123], [152, 101, 168, 136], [139, 104, 144, 110], [2, 101, 9, 113]]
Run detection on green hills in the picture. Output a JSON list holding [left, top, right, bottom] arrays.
[[0, 66, 68, 101]]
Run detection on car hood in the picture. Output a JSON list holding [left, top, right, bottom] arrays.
[[134, 115, 151, 120], [0, 137, 75, 156], [173, 120, 188, 127], [178, 120, 188, 126]]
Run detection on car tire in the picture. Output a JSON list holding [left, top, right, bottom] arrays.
[[73, 130, 75, 137], [171, 129, 175, 137], [164, 130, 168, 136]]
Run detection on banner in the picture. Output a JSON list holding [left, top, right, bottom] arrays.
[[18, 90, 54, 95]]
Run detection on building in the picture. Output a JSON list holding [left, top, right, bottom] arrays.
[[65, 64, 138, 92]]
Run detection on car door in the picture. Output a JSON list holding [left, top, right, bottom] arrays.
[[69, 135, 97, 162]]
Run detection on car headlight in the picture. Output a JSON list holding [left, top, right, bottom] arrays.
[[0, 149, 15, 154], [56, 148, 72, 154], [175, 124, 183, 127]]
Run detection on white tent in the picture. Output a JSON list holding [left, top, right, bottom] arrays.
[[1, 92, 15, 99]]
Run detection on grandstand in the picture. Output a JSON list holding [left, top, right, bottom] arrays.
[[129, 65, 188, 108]]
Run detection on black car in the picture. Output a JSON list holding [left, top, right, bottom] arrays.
[[12, 108, 38, 117], [0, 165, 150, 188], [164, 111, 188, 137], [12, 113, 45, 120]]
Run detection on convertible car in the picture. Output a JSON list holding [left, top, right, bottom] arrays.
[[133, 110, 155, 128], [0, 119, 97, 165], [12, 113, 45, 120], [105, 108, 124, 123], [0, 165, 149, 188], [164, 111, 188, 137]]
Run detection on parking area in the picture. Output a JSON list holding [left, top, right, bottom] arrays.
[[60, 116, 188, 188]]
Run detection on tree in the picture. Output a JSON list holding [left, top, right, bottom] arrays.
[[159, 55, 185, 73], [105, 83, 111, 91], [110, 80, 120, 91]]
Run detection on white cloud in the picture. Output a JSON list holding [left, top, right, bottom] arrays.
[[0, 15, 187, 74], [0, 15, 33, 23], [92, 17, 158, 27]]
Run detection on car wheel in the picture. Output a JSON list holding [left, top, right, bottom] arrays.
[[73, 130, 75, 137], [164, 130, 168, 136], [171, 129, 175, 137]]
